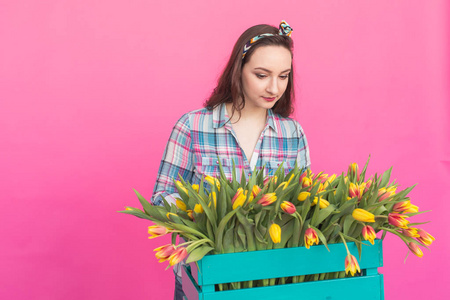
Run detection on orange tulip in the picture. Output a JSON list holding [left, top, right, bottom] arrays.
[[349, 182, 365, 200], [154, 244, 176, 262], [148, 225, 168, 239], [231, 188, 247, 210], [408, 242, 423, 258], [301, 176, 312, 188], [257, 193, 277, 206], [169, 247, 188, 266], [388, 213, 409, 229], [402, 227, 419, 238], [362, 225, 376, 245], [252, 185, 262, 198], [281, 201, 296, 214], [416, 229, 435, 246], [304, 228, 319, 249], [393, 200, 418, 213], [345, 254, 361, 276]]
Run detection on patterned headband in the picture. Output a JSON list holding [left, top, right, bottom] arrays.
[[242, 20, 293, 59]]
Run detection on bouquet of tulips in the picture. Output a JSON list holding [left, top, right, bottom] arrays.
[[119, 157, 434, 290]]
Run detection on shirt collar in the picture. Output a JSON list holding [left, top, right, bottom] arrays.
[[212, 103, 279, 133]]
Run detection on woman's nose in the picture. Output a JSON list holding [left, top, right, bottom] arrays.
[[266, 77, 279, 95]]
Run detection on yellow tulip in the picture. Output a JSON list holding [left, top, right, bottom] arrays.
[[269, 223, 281, 243], [297, 192, 310, 201], [311, 197, 330, 209], [205, 175, 220, 191], [194, 204, 204, 214], [175, 181, 188, 195], [175, 199, 187, 212], [352, 208, 375, 223]]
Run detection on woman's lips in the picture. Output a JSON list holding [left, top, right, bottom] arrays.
[[262, 96, 276, 102]]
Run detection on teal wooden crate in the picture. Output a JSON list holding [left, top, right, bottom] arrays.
[[182, 239, 384, 300]]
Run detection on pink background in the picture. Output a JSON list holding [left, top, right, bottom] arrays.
[[1, 1, 448, 299]]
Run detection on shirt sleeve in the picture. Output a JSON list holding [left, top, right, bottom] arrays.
[[295, 122, 311, 170], [151, 113, 195, 206]]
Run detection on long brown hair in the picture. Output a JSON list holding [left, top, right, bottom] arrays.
[[204, 24, 295, 118]]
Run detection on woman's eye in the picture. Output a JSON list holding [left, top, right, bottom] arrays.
[[256, 74, 267, 79], [279, 75, 289, 80]]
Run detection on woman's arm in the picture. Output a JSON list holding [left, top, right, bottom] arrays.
[[296, 122, 311, 170], [151, 114, 195, 206]]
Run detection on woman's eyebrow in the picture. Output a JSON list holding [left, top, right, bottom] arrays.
[[254, 67, 291, 73]]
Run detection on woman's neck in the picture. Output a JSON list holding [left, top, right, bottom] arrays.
[[225, 102, 268, 125]]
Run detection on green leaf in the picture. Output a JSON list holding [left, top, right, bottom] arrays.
[[315, 204, 337, 225], [223, 227, 235, 253], [379, 167, 392, 187], [186, 246, 214, 264], [215, 209, 239, 252], [118, 209, 154, 221], [310, 225, 329, 251]]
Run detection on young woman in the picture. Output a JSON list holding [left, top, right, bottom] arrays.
[[151, 21, 311, 300]]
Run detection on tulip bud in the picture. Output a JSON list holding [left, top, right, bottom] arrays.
[[282, 174, 295, 190], [269, 223, 281, 243], [352, 208, 375, 223], [231, 188, 247, 210], [301, 176, 312, 188], [297, 191, 310, 201], [281, 201, 296, 214], [175, 181, 188, 195], [407, 242, 423, 258], [364, 179, 372, 192], [148, 225, 168, 239], [348, 163, 360, 181], [257, 193, 277, 206], [252, 185, 262, 198], [194, 204, 204, 214], [345, 254, 361, 276], [186, 209, 194, 220], [416, 229, 435, 246], [402, 227, 419, 238], [362, 225, 376, 245], [349, 182, 365, 200], [176, 199, 187, 212], [192, 184, 199, 192], [154, 244, 176, 262], [388, 213, 409, 229], [205, 176, 221, 191], [393, 201, 418, 213], [169, 247, 188, 266], [209, 192, 217, 208], [311, 197, 330, 209], [166, 212, 178, 220], [304, 228, 319, 249]]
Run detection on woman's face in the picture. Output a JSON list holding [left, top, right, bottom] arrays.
[[241, 45, 292, 112]]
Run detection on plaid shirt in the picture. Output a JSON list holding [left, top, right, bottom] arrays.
[[151, 103, 311, 283], [151, 103, 311, 206]]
